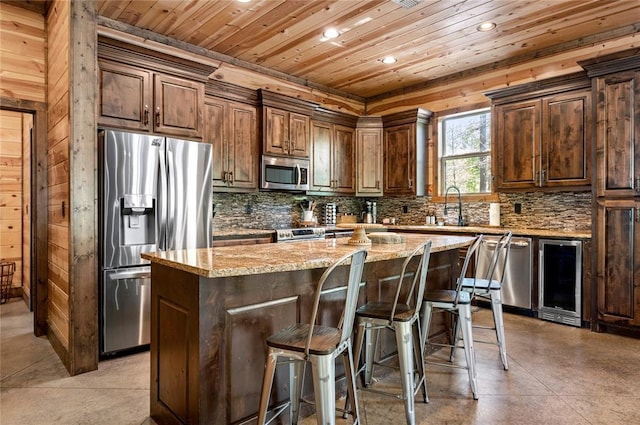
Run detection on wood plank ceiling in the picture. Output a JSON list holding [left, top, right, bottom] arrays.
[[97, 0, 640, 99]]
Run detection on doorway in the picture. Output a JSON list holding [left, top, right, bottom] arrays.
[[0, 110, 32, 307], [0, 98, 47, 336]]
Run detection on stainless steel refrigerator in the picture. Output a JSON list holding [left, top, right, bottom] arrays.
[[99, 129, 212, 355]]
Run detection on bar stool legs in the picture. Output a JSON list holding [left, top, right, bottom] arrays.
[[490, 288, 509, 370]]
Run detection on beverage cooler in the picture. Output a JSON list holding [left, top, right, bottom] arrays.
[[538, 239, 582, 327]]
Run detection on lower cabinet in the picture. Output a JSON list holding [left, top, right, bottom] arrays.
[[595, 199, 640, 332]]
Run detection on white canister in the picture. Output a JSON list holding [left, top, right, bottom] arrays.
[[489, 203, 501, 226]]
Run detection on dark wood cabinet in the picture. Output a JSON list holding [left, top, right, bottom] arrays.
[[310, 121, 355, 194], [259, 90, 318, 159], [98, 60, 152, 131], [356, 117, 383, 197], [593, 69, 640, 198], [204, 97, 258, 191], [98, 60, 205, 139], [263, 106, 310, 157], [153, 74, 204, 139], [492, 88, 591, 190], [595, 200, 640, 330], [581, 51, 640, 337], [382, 109, 431, 196]]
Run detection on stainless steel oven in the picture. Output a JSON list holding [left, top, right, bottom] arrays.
[[261, 154, 310, 191]]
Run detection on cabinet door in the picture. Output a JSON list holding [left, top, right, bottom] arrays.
[[494, 100, 540, 189], [154, 74, 203, 139], [263, 107, 288, 155], [595, 70, 640, 197], [333, 125, 355, 194], [384, 124, 415, 195], [98, 61, 152, 131], [227, 102, 258, 190], [289, 112, 310, 157], [542, 91, 591, 188], [204, 100, 228, 188], [356, 127, 383, 196], [311, 121, 333, 191], [596, 200, 640, 328]]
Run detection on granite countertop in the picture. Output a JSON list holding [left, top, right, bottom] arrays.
[[388, 225, 591, 239], [141, 233, 475, 278]]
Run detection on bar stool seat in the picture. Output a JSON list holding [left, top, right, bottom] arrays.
[[257, 249, 368, 425]]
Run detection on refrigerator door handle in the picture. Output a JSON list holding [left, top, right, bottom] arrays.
[[158, 143, 168, 251], [109, 270, 151, 280]]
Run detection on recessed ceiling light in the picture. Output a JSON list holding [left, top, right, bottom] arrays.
[[382, 56, 397, 64], [477, 21, 496, 32], [322, 28, 341, 39], [237, 0, 251, 3]]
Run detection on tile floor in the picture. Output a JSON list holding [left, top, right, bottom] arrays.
[[2, 298, 640, 425]]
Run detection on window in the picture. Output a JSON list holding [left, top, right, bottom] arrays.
[[438, 108, 491, 195]]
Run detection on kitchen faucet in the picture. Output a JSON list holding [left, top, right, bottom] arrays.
[[444, 185, 466, 226]]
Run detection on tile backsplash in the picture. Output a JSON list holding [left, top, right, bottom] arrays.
[[213, 190, 591, 232]]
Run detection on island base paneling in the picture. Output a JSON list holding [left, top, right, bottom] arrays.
[[150, 249, 459, 425]]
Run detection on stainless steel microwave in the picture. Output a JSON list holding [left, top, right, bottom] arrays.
[[261, 154, 310, 191]]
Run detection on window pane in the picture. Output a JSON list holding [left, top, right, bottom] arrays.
[[443, 155, 491, 194], [442, 112, 491, 156]]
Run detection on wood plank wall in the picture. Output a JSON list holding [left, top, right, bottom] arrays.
[[0, 3, 46, 103], [0, 110, 24, 289], [47, 0, 70, 350]]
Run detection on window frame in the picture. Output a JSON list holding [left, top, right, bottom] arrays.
[[431, 106, 498, 203]]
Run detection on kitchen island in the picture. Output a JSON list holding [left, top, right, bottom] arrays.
[[141, 233, 475, 425]]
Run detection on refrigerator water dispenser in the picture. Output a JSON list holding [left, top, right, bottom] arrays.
[[121, 194, 156, 246]]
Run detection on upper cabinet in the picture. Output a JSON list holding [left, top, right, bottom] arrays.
[[593, 69, 640, 198], [382, 109, 431, 197], [97, 37, 214, 140], [204, 96, 258, 192], [259, 90, 317, 159], [487, 73, 592, 191], [356, 117, 383, 197], [309, 109, 357, 194]]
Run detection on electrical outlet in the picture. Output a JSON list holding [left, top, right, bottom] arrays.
[[402, 205, 408, 214], [514, 203, 522, 214]]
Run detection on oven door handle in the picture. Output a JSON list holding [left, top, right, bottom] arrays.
[[110, 270, 151, 280], [296, 164, 301, 186]]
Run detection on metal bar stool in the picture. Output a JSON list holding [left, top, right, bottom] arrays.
[[457, 231, 513, 370], [420, 235, 483, 400], [348, 241, 432, 425], [257, 249, 368, 425]]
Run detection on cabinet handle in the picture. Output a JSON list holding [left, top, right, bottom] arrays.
[[143, 105, 149, 125], [228, 171, 234, 185], [291, 140, 295, 153], [408, 178, 413, 189], [636, 208, 640, 223], [284, 140, 290, 153], [222, 171, 228, 182], [155, 106, 161, 126], [541, 169, 547, 185], [376, 180, 380, 189], [635, 178, 640, 192]]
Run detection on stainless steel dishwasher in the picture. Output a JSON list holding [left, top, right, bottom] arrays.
[[475, 235, 532, 309]]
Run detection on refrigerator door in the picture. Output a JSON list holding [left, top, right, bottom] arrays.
[[102, 266, 151, 354], [101, 130, 163, 268], [165, 138, 212, 250]]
